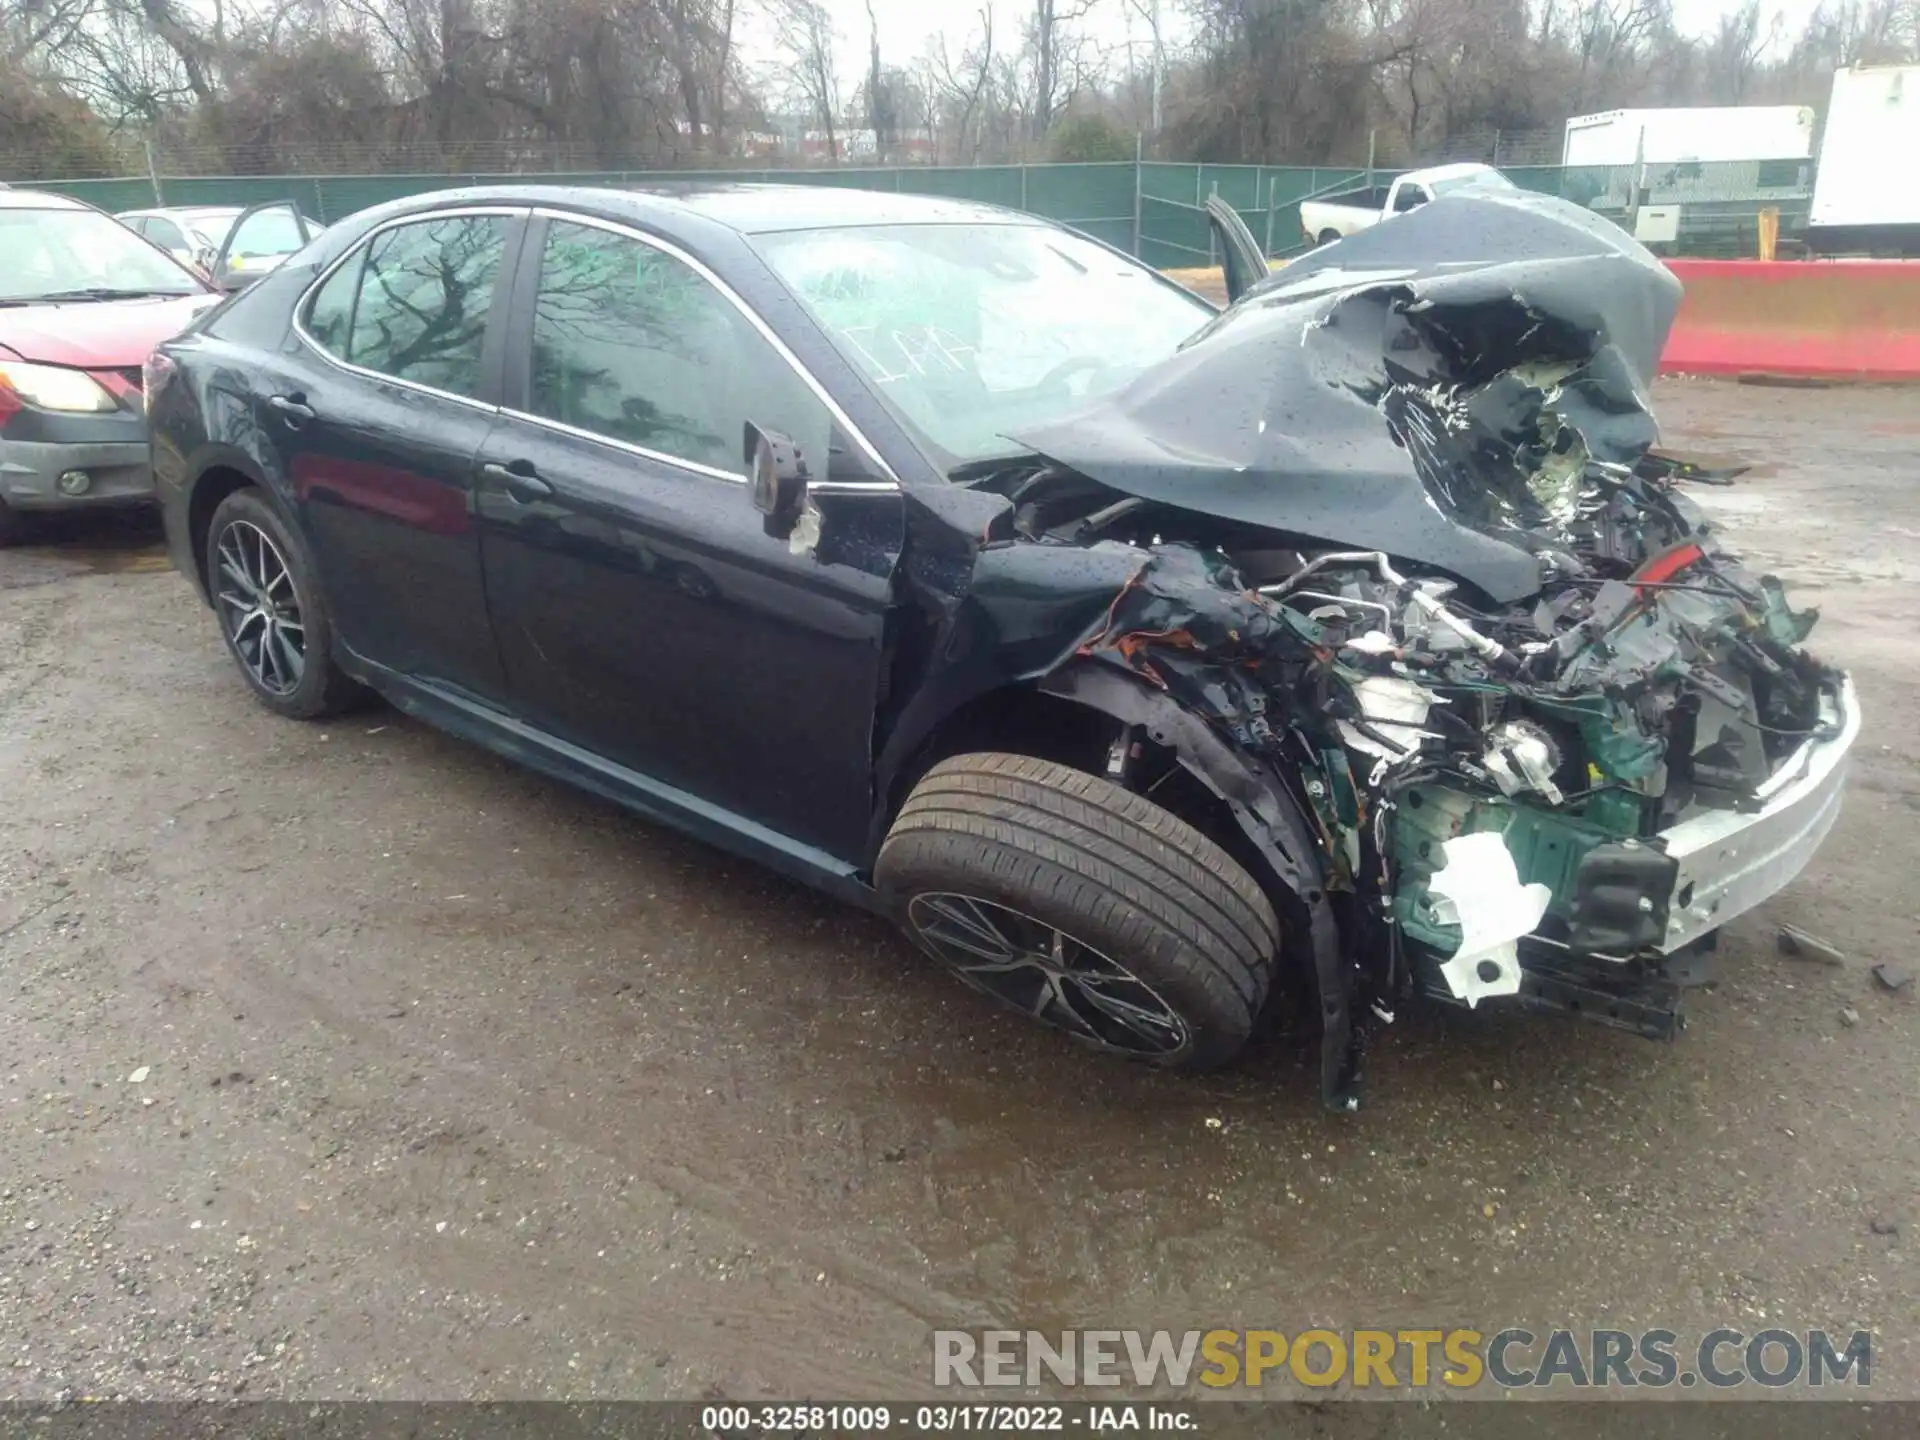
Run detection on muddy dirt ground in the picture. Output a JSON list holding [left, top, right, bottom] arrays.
[[0, 380, 1915, 1403]]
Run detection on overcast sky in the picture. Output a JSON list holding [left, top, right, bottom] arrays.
[[736, 0, 1835, 107]]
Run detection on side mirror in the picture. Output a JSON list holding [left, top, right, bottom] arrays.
[[744, 421, 810, 539]]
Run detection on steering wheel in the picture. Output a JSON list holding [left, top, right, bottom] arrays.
[[1033, 355, 1114, 400]]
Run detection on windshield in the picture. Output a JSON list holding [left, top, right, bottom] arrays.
[[0, 206, 204, 300], [1431, 171, 1515, 196], [754, 223, 1211, 464]]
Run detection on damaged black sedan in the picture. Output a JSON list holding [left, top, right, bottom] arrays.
[[148, 184, 1858, 1108]]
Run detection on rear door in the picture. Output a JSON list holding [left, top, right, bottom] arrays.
[[474, 212, 903, 860], [259, 207, 527, 698]]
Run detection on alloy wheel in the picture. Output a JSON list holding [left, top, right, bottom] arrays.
[[214, 520, 306, 696], [905, 892, 1191, 1057]]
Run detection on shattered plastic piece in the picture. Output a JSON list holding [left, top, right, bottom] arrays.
[[1776, 925, 1846, 966], [1482, 720, 1565, 804], [1839, 1006, 1861, 1028], [1338, 676, 1440, 761], [1871, 962, 1914, 993], [787, 502, 822, 556], [1427, 833, 1552, 1008], [1344, 630, 1399, 657]]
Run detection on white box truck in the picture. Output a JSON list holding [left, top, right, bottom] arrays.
[[1808, 65, 1920, 256], [1561, 106, 1816, 168]]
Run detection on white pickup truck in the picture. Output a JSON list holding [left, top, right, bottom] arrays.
[[1298, 163, 1515, 246]]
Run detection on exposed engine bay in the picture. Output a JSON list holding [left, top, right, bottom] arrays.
[[919, 190, 1857, 1108]]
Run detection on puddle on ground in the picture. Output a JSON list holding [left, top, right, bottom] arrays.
[[0, 512, 168, 589]]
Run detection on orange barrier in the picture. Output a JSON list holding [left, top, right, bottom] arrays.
[[1660, 259, 1920, 381], [1157, 256, 1920, 382]]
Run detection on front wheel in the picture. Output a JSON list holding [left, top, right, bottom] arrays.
[[1317, 228, 1342, 247], [876, 753, 1280, 1070]]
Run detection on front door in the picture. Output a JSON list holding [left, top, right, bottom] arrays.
[[263, 208, 524, 699], [476, 215, 901, 862]]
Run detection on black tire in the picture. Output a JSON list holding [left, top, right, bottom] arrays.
[[876, 752, 1280, 1071], [1317, 228, 1342, 247], [205, 488, 364, 720]]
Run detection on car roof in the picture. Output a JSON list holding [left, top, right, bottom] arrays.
[[655, 183, 1035, 233], [355, 182, 1043, 236], [0, 189, 89, 211]]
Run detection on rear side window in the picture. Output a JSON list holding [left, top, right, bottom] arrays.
[[304, 252, 362, 356], [303, 215, 509, 399]]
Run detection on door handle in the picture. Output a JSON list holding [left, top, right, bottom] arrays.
[[267, 393, 315, 424], [480, 460, 554, 504]]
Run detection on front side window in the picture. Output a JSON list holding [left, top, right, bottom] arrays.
[[753, 222, 1210, 465], [1394, 185, 1430, 213], [527, 219, 828, 475], [324, 215, 509, 397]]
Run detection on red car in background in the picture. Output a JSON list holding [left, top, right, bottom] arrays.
[[0, 187, 220, 544]]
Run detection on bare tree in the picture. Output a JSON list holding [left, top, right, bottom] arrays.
[[772, 0, 839, 161], [1028, 0, 1099, 142], [1122, 0, 1165, 134], [924, 5, 993, 163], [1700, 0, 1771, 102]]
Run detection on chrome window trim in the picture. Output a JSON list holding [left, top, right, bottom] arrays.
[[495, 405, 748, 487], [526, 207, 900, 490], [290, 204, 530, 416]]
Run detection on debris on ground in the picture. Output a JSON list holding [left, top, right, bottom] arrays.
[[126, 1066, 149, 1084], [1777, 925, 1846, 966], [1839, 1006, 1861, 1028], [1870, 1217, 1901, 1237], [1871, 962, 1914, 993]]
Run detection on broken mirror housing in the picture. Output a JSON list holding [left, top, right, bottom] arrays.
[[745, 421, 809, 538]]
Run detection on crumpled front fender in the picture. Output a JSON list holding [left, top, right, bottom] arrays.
[[1036, 663, 1362, 1111]]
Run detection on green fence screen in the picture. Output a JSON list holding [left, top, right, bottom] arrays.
[[30, 159, 1803, 262]]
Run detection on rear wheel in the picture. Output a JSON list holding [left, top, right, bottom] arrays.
[[876, 753, 1280, 1070], [1317, 228, 1342, 246], [206, 488, 364, 719]]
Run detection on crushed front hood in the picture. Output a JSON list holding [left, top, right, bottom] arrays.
[[1012, 190, 1683, 604]]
